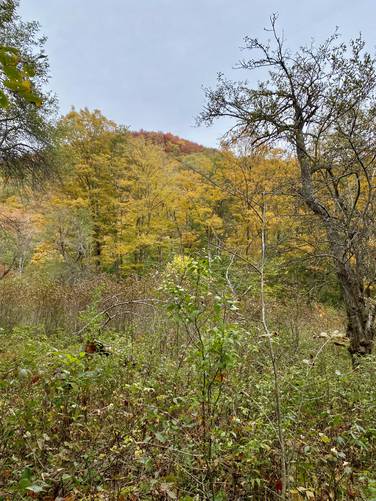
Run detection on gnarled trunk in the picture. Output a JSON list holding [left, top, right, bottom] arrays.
[[299, 157, 376, 360], [336, 261, 375, 361]]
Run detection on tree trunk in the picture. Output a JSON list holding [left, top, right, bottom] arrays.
[[295, 141, 376, 360], [93, 226, 102, 271], [335, 260, 375, 361]]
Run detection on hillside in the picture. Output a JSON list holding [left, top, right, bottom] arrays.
[[130, 130, 207, 155]]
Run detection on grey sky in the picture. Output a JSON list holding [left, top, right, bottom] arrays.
[[19, 1, 376, 147]]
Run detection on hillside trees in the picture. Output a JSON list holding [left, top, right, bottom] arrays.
[[55, 110, 184, 273], [52, 110, 201, 273], [11, 106, 327, 296], [49, 110, 230, 274], [56, 109, 124, 271], [0, 107, 320, 290], [200, 17, 376, 359], [112, 136, 177, 270]]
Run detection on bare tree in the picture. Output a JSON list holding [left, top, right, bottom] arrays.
[[199, 15, 376, 361]]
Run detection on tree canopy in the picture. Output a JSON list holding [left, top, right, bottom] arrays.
[[0, 0, 55, 181]]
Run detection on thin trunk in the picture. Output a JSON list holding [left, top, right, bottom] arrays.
[[93, 225, 102, 271], [260, 199, 288, 500]]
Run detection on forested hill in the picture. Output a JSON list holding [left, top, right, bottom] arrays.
[[131, 130, 207, 155], [0, 108, 321, 294]]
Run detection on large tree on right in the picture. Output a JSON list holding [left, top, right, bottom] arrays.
[[199, 16, 376, 360]]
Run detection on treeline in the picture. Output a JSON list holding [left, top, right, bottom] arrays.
[[0, 108, 337, 305]]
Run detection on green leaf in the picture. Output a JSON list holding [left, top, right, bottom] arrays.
[[17, 468, 33, 490]]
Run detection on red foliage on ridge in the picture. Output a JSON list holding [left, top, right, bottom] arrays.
[[131, 130, 206, 155]]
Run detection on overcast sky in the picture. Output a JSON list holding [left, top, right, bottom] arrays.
[[19, 1, 376, 147]]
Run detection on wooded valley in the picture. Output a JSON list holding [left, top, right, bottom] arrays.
[[0, 2, 376, 500]]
